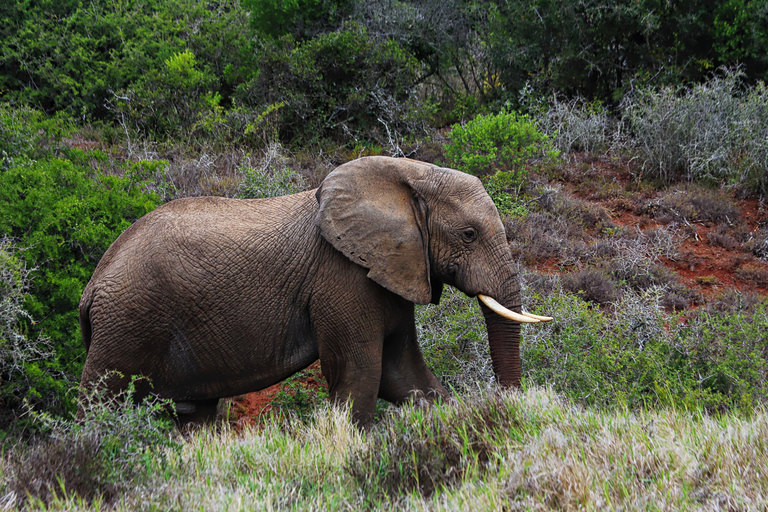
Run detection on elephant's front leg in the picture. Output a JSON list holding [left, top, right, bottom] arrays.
[[315, 322, 385, 426], [378, 311, 450, 404]]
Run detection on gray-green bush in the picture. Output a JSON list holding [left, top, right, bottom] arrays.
[[532, 95, 613, 156], [523, 286, 768, 412], [620, 68, 768, 193]]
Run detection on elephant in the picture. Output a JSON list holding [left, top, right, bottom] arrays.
[[79, 156, 551, 427]]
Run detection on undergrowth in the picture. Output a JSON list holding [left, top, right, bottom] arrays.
[[4, 389, 765, 510]]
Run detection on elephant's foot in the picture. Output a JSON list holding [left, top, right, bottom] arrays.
[[174, 398, 220, 430]]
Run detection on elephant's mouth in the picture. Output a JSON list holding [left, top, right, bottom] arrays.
[[477, 294, 553, 323]]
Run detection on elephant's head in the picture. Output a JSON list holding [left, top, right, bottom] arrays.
[[315, 156, 550, 388]]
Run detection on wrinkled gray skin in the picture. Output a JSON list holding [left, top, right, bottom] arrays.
[[80, 156, 524, 427]]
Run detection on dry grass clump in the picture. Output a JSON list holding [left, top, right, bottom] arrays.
[[707, 222, 744, 249], [736, 262, 768, 287], [561, 267, 617, 305], [638, 184, 739, 226], [744, 227, 768, 260], [506, 185, 613, 265], [2, 378, 177, 509]]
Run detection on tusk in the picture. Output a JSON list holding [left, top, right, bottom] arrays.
[[521, 311, 553, 322], [478, 294, 540, 323]]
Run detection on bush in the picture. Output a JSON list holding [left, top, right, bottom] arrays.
[[268, 365, 329, 424], [620, 68, 768, 192], [416, 288, 493, 392], [110, 50, 218, 140], [533, 95, 613, 156], [0, 0, 252, 125], [638, 184, 739, 226], [4, 376, 178, 508], [523, 288, 768, 412], [561, 267, 617, 305], [0, 155, 160, 418], [0, 238, 61, 432], [236, 147, 308, 199], [236, 23, 425, 144], [446, 110, 558, 179]]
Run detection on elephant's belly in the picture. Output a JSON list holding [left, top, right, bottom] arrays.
[[152, 320, 320, 400]]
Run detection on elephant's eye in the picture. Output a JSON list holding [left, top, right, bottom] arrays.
[[461, 227, 478, 243]]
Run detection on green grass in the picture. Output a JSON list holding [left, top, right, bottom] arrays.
[[4, 387, 766, 510]]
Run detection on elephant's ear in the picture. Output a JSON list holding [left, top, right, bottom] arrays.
[[315, 156, 434, 305]]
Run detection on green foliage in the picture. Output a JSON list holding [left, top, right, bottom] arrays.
[[111, 49, 218, 139], [446, 110, 558, 179], [0, 151, 160, 418], [482, 171, 531, 218], [0, 104, 74, 170], [0, 238, 61, 432], [236, 23, 424, 143], [237, 163, 308, 198], [5, 375, 178, 507], [244, 0, 352, 40], [676, 301, 768, 412], [0, 0, 252, 122], [488, 0, 768, 107], [269, 366, 329, 423], [523, 288, 768, 412], [416, 288, 492, 392]]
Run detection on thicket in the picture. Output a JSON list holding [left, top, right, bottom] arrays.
[[3, 0, 768, 145], [4, 377, 178, 508], [0, 106, 161, 428]]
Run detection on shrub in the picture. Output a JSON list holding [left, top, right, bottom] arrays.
[[0, 239, 62, 433], [445, 110, 558, 179], [237, 158, 308, 199], [675, 302, 768, 410], [416, 288, 493, 392], [523, 288, 768, 412], [236, 23, 425, 144], [534, 96, 613, 155], [620, 68, 768, 192], [561, 267, 618, 305], [1, 0, 252, 126], [110, 50, 219, 140], [638, 184, 739, 226], [4, 376, 178, 508], [0, 155, 160, 418], [268, 365, 329, 424]]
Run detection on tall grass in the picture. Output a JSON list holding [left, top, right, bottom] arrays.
[[4, 388, 766, 510]]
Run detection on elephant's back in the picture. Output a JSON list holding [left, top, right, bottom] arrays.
[[81, 191, 327, 395], [90, 192, 319, 277]]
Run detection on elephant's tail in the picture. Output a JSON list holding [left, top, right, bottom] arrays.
[[79, 287, 94, 354]]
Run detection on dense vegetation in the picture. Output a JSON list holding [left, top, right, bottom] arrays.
[[1, 0, 768, 508]]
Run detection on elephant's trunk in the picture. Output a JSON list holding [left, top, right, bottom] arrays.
[[480, 299, 523, 388]]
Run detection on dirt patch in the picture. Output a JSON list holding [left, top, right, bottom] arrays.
[[227, 361, 327, 430]]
